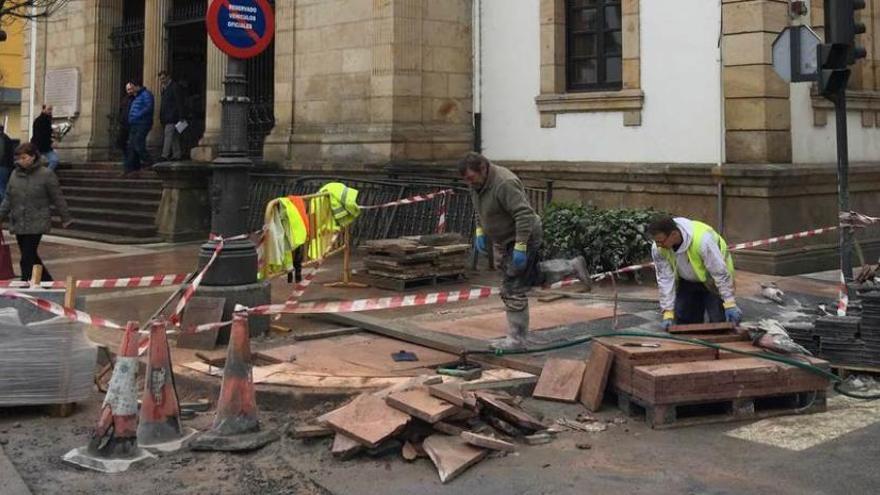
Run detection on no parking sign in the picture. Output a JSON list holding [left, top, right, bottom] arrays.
[[206, 0, 275, 59]]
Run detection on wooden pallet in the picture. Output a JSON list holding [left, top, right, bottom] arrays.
[[613, 388, 827, 429], [357, 273, 466, 291], [832, 363, 880, 379]]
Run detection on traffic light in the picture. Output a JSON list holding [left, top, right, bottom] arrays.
[[819, 0, 867, 96], [824, 0, 868, 63]]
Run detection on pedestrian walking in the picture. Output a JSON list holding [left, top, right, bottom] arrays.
[[31, 105, 59, 171], [158, 70, 186, 161], [0, 142, 73, 282], [115, 83, 135, 153], [0, 125, 15, 202], [124, 79, 154, 177]]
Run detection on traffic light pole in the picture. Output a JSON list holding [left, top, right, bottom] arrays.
[[833, 90, 855, 287]]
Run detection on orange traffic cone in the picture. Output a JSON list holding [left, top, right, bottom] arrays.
[[190, 312, 278, 451], [136, 319, 196, 451], [62, 322, 154, 473]]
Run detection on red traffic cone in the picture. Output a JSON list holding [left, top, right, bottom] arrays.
[[190, 312, 278, 451], [137, 319, 195, 451], [62, 322, 154, 473]]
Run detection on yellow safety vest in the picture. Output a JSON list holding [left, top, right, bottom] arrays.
[[308, 193, 336, 260], [659, 220, 735, 285], [319, 182, 360, 228]]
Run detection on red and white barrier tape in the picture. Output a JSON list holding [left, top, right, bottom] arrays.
[[0, 288, 124, 329], [436, 194, 448, 234], [359, 189, 454, 210], [169, 234, 248, 325], [0, 273, 193, 289]]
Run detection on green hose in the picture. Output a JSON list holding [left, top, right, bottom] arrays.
[[470, 330, 880, 400]]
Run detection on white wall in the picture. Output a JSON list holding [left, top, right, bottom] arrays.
[[790, 82, 880, 164], [479, 0, 723, 164]]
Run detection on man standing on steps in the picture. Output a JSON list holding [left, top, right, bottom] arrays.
[[647, 215, 742, 331], [123, 79, 154, 178], [158, 70, 186, 161], [31, 105, 58, 171], [459, 152, 593, 351]]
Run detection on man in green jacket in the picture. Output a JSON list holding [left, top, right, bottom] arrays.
[[460, 152, 592, 350]]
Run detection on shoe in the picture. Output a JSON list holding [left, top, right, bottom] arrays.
[[489, 336, 527, 351], [490, 310, 530, 351]]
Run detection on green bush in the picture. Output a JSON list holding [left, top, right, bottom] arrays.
[[541, 202, 666, 274]]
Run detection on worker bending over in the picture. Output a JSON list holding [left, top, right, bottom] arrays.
[[648, 215, 743, 330], [460, 152, 592, 350]]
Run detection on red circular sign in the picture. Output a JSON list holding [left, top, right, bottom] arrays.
[[206, 0, 275, 59]]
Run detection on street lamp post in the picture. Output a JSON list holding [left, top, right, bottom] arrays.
[[195, 56, 270, 338]]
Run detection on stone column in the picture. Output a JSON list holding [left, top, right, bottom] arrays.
[[142, 0, 171, 150], [87, 0, 124, 160], [721, 0, 791, 163], [263, 0, 294, 163], [191, 42, 227, 162]]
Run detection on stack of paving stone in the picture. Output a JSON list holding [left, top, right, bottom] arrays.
[[859, 291, 880, 367], [813, 316, 863, 366]]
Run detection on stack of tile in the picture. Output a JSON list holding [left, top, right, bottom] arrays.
[[813, 316, 862, 366], [859, 291, 880, 367]]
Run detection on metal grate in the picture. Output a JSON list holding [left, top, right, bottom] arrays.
[[248, 174, 553, 246]]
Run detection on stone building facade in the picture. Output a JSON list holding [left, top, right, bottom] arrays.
[[19, 0, 880, 274]]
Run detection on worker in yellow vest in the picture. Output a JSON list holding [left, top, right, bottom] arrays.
[[647, 215, 742, 331]]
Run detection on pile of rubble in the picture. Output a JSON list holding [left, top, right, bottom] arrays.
[[292, 377, 565, 483]]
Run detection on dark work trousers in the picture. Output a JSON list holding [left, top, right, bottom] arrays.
[[674, 278, 724, 324], [498, 236, 544, 315], [16, 234, 52, 282]]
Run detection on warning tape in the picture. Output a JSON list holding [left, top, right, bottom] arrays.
[[169, 234, 247, 325], [435, 194, 448, 234], [359, 189, 454, 210], [0, 273, 193, 289], [0, 289, 124, 329]]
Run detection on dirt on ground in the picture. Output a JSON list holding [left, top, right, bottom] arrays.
[[0, 393, 341, 495]]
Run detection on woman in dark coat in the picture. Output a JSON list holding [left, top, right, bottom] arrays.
[[0, 143, 73, 281]]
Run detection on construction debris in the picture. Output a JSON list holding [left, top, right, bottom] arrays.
[[579, 344, 614, 412], [320, 394, 411, 448], [422, 434, 489, 484], [330, 433, 363, 460], [291, 424, 334, 439], [386, 388, 459, 424], [460, 431, 516, 452], [532, 358, 587, 403], [524, 433, 555, 445], [760, 282, 785, 305]]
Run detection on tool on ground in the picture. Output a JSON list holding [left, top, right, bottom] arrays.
[[437, 353, 483, 381], [621, 343, 661, 348], [391, 350, 419, 362]]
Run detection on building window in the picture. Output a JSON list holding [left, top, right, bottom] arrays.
[[566, 0, 622, 91]]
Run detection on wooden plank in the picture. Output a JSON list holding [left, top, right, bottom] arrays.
[[475, 392, 545, 431], [292, 424, 334, 439], [318, 312, 545, 375], [579, 344, 614, 412], [423, 434, 489, 484], [386, 388, 459, 424], [331, 433, 364, 459], [668, 322, 736, 334], [460, 431, 516, 452], [532, 358, 587, 403], [320, 394, 411, 448]]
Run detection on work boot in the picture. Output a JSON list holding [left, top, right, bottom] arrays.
[[539, 257, 592, 291], [490, 311, 530, 351], [570, 256, 593, 291]]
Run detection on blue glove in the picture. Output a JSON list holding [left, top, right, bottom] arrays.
[[512, 243, 528, 271], [724, 305, 743, 324], [474, 228, 488, 255]]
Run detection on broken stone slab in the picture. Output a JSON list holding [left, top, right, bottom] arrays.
[[428, 382, 477, 409], [422, 434, 489, 484], [386, 388, 458, 424], [320, 394, 411, 448], [460, 431, 516, 453], [331, 433, 363, 460], [433, 421, 465, 436], [291, 424, 334, 439], [475, 392, 545, 432]]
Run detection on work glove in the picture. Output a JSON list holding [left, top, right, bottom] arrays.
[[512, 242, 528, 271], [724, 303, 743, 324], [474, 227, 488, 255], [661, 311, 674, 331]]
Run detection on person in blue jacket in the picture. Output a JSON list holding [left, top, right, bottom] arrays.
[[123, 79, 154, 177]]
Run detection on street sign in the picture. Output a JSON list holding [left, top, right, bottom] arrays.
[[206, 0, 275, 59], [772, 25, 821, 82]]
